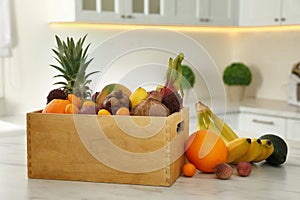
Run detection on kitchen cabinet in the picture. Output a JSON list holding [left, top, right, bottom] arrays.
[[48, 0, 175, 24], [174, 0, 238, 26], [48, 0, 238, 26], [239, 0, 300, 26], [237, 113, 286, 138], [286, 119, 300, 141]]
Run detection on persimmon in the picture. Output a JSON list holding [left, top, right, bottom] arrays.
[[185, 130, 228, 173], [42, 99, 70, 114], [67, 94, 80, 108], [65, 103, 79, 114]]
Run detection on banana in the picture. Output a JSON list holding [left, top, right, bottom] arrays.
[[232, 138, 263, 164], [197, 110, 231, 144], [196, 101, 239, 143], [227, 137, 252, 164], [253, 139, 274, 163], [207, 109, 239, 141]]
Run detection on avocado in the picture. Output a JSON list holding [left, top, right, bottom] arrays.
[[259, 134, 288, 165]]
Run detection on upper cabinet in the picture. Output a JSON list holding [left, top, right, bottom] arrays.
[[174, 0, 238, 26], [48, 0, 238, 26], [239, 0, 300, 26], [48, 0, 175, 24]]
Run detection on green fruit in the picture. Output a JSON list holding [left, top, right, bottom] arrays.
[[259, 134, 288, 165]]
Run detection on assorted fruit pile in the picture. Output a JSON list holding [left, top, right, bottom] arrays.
[[183, 101, 288, 179], [42, 35, 185, 117], [43, 35, 288, 182]]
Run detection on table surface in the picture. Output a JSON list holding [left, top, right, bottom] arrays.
[[1, 115, 300, 200]]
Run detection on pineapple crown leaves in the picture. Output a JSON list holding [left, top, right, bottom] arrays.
[[50, 34, 99, 98]]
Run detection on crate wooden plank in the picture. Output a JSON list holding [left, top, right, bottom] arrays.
[[27, 108, 189, 186]]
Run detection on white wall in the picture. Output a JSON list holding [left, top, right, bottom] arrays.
[[1, 0, 300, 116]]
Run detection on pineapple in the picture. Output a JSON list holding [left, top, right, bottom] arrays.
[[50, 34, 99, 99]]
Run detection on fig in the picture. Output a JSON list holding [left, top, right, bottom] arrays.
[[79, 105, 101, 115], [161, 91, 182, 114], [215, 163, 233, 180], [102, 90, 131, 115], [236, 162, 252, 177]]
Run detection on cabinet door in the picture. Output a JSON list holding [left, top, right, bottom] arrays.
[[123, 0, 175, 24], [239, 0, 281, 26], [207, 0, 238, 26], [175, 0, 237, 26], [174, 0, 199, 25], [281, 0, 300, 25], [76, 0, 125, 23], [238, 113, 286, 138], [286, 119, 300, 140]]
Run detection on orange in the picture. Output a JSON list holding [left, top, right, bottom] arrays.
[[98, 109, 111, 115], [67, 94, 80, 108], [65, 103, 79, 114], [182, 163, 196, 177], [116, 107, 130, 116], [185, 130, 228, 173]]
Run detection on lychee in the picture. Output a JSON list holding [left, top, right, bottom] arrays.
[[236, 162, 252, 177], [215, 163, 233, 180]]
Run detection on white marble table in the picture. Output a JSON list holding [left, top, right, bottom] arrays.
[[1, 115, 300, 200]]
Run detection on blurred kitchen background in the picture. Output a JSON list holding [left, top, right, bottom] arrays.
[[1, 0, 300, 139]]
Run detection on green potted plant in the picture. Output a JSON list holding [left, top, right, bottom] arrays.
[[223, 62, 252, 101], [181, 65, 196, 105]]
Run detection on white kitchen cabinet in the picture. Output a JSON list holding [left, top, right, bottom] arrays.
[[218, 112, 239, 131], [174, 0, 238, 26], [286, 119, 300, 141], [48, 0, 174, 24], [238, 113, 286, 138], [239, 0, 300, 26]]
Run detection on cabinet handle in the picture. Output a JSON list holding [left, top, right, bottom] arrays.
[[200, 18, 210, 23], [274, 18, 279, 22], [126, 15, 134, 19], [252, 119, 274, 125], [281, 17, 286, 22], [121, 14, 126, 19]]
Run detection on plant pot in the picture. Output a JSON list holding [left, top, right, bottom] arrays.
[[228, 86, 246, 101]]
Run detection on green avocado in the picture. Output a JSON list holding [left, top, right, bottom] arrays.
[[259, 134, 288, 165]]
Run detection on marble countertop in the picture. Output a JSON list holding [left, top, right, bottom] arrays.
[[190, 98, 300, 120], [1, 115, 300, 199]]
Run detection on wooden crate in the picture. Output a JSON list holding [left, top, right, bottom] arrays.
[[26, 108, 189, 186]]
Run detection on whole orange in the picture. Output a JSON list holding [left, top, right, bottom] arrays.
[[185, 130, 228, 173]]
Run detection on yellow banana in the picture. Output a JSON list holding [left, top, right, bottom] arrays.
[[253, 139, 274, 163], [232, 138, 263, 164], [196, 101, 239, 144], [227, 137, 252, 164], [207, 109, 239, 141], [197, 109, 230, 144]]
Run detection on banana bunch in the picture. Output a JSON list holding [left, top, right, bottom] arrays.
[[196, 101, 274, 164], [196, 101, 239, 143], [227, 137, 274, 164]]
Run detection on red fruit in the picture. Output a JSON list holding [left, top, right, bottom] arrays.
[[236, 162, 252, 177], [215, 163, 233, 180]]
